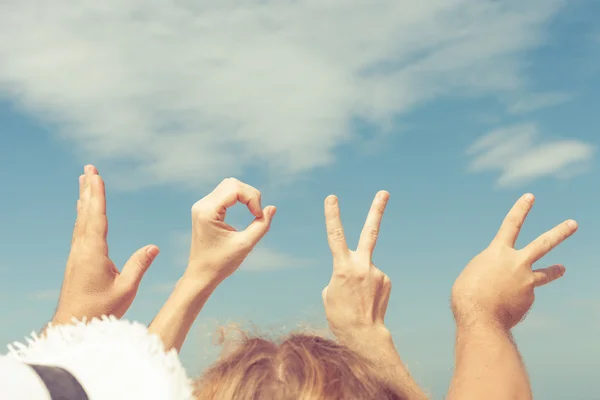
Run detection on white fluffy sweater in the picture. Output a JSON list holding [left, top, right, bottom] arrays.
[[2, 316, 194, 400]]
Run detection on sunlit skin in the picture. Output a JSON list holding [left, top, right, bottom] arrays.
[[322, 191, 428, 400], [448, 193, 578, 400], [53, 165, 160, 326], [149, 178, 276, 351]]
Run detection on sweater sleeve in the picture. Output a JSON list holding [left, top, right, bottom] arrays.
[[6, 316, 194, 400]]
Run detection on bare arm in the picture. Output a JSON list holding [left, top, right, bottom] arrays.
[[148, 178, 275, 352], [448, 321, 531, 400], [322, 192, 427, 400], [148, 278, 217, 352], [448, 194, 577, 400]]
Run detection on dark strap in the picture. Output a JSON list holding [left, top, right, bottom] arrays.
[[28, 364, 89, 400]]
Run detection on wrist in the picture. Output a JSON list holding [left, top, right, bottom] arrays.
[[336, 324, 394, 354], [179, 271, 221, 293], [455, 312, 510, 335], [172, 277, 217, 309]]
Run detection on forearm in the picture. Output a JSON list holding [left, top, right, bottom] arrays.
[[347, 328, 428, 400], [448, 321, 532, 400], [148, 277, 217, 352]]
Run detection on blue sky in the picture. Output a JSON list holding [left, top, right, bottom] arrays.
[[1, 1, 599, 398]]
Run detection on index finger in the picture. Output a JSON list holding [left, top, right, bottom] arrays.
[[324, 195, 349, 258], [73, 166, 96, 239], [211, 178, 263, 218], [72, 173, 86, 246], [85, 174, 109, 247], [357, 191, 390, 256], [493, 193, 535, 247]]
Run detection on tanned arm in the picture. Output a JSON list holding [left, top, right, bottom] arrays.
[[447, 321, 531, 400], [360, 329, 428, 400], [149, 278, 217, 352]]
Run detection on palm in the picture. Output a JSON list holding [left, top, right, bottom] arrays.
[[54, 165, 158, 325]]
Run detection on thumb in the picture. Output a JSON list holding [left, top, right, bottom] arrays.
[[533, 264, 566, 287], [239, 206, 276, 249], [120, 245, 160, 287]]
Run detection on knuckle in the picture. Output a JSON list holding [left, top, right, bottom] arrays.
[[221, 177, 240, 190], [328, 228, 346, 242], [354, 270, 369, 281], [507, 214, 523, 230], [227, 177, 241, 186], [382, 274, 391, 288], [367, 227, 379, 241], [524, 274, 536, 289], [373, 202, 386, 215], [540, 236, 552, 252], [191, 201, 211, 218], [191, 202, 202, 214]]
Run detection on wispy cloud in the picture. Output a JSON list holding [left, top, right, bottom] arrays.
[[507, 92, 572, 114], [0, 0, 564, 189], [467, 123, 595, 188], [29, 289, 59, 301], [170, 231, 313, 272]]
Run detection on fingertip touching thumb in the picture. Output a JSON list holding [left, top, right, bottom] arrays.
[[121, 245, 160, 286], [242, 206, 276, 246]]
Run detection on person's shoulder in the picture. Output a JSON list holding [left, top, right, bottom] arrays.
[[8, 317, 195, 400], [0, 356, 52, 400]]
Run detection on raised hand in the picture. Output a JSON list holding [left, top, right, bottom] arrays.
[[184, 177, 276, 286], [448, 194, 577, 400], [321, 192, 427, 400], [53, 165, 160, 325], [149, 178, 275, 351], [451, 193, 578, 331], [322, 191, 392, 342]]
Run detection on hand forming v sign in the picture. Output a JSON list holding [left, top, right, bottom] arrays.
[[184, 177, 276, 285], [451, 193, 578, 330], [52, 165, 160, 325], [322, 192, 427, 400], [322, 191, 392, 341]]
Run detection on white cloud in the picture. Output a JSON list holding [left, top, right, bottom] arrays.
[[507, 92, 572, 114], [170, 231, 313, 272], [467, 123, 595, 188], [30, 289, 59, 300], [0, 1, 564, 189]]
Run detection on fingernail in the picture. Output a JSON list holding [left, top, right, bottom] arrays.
[[146, 246, 159, 258], [567, 220, 578, 229], [556, 265, 566, 276], [269, 206, 277, 217], [326, 195, 337, 205], [523, 193, 534, 202], [378, 191, 389, 200]]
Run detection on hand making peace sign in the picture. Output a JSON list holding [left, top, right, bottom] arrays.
[[322, 191, 392, 343]]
